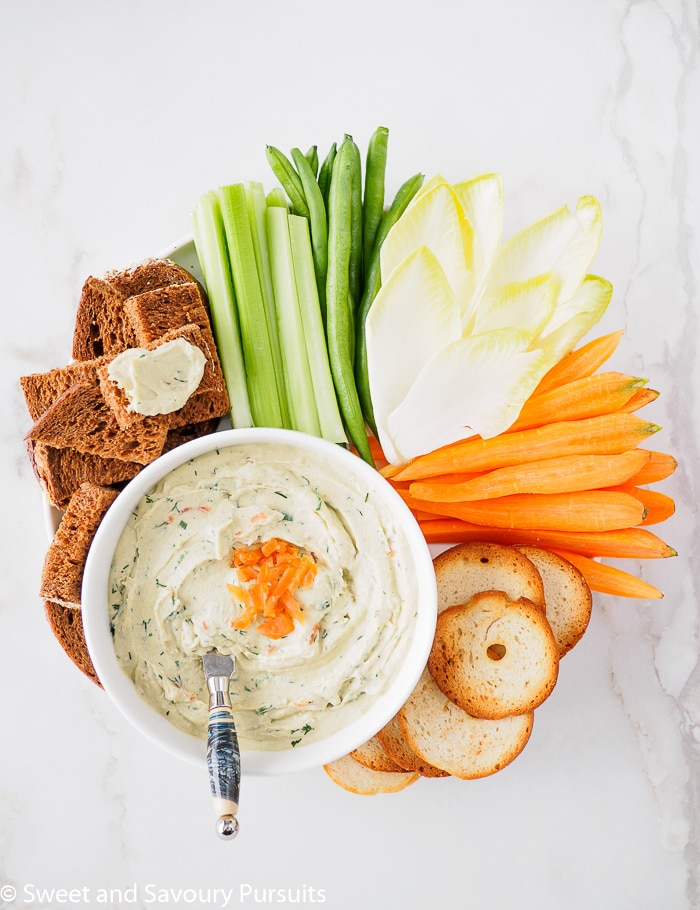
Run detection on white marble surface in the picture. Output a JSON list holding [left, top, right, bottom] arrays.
[[1, 1, 698, 908]]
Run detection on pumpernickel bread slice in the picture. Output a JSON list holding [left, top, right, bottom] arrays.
[[20, 356, 107, 422], [104, 258, 196, 299], [26, 381, 169, 464], [433, 542, 546, 614], [323, 754, 420, 795], [71, 276, 135, 361], [27, 439, 140, 509], [44, 602, 101, 686], [515, 546, 592, 657], [428, 591, 560, 719], [124, 282, 214, 349], [397, 668, 533, 780], [72, 259, 196, 361], [40, 482, 119, 607]]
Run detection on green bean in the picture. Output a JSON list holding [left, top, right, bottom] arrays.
[[290, 146, 328, 317], [304, 145, 319, 178], [362, 126, 389, 268], [346, 135, 363, 308], [317, 142, 337, 213], [354, 171, 425, 432], [326, 138, 373, 464], [265, 145, 310, 219]]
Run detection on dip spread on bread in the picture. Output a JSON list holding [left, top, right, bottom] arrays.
[[109, 441, 416, 749], [107, 337, 206, 416]]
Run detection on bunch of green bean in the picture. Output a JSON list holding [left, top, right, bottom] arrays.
[[266, 127, 423, 464]]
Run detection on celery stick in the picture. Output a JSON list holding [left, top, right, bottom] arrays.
[[266, 187, 289, 209], [218, 184, 285, 428], [245, 181, 291, 428], [192, 192, 253, 428], [288, 215, 347, 444], [265, 206, 321, 437]]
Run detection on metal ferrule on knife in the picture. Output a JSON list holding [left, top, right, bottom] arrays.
[[207, 675, 232, 709]]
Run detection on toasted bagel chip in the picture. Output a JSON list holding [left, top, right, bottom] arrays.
[[350, 735, 404, 773], [323, 754, 420, 794], [429, 591, 559, 719], [515, 546, 592, 657], [397, 668, 533, 779], [434, 542, 545, 614], [376, 716, 450, 778]]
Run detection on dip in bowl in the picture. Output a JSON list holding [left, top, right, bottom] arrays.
[[82, 427, 437, 775]]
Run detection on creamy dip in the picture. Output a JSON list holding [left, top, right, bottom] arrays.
[[107, 337, 206, 415], [109, 442, 417, 750]]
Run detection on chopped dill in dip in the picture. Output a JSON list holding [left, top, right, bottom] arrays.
[[109, 442, 417, 751]]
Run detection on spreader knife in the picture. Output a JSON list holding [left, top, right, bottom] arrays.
[[203, 650, 240, 840]]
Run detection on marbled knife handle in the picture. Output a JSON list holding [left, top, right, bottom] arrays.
[[206, 686, 241, 840]]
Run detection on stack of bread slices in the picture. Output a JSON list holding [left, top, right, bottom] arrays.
[[324, 542, 593, 794], [21, 258, 231, 683]]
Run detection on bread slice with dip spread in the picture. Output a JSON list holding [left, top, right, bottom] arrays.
[[21, 258, 230, 508]]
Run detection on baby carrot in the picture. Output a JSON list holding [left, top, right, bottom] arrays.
[[409, 450, 651, 502], [392, 413, 661, 481], [617, 387, 660, 412], [533, 330, 624, 394], [402, 489, 646, 532], [416, 519, 677, 559], [551, 550, 664, 599], [624, 450, 677, 485], [605, 486, 676, 525], [508, 372, 648, 433]]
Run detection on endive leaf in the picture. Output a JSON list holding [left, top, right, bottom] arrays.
[[473, 273, 560, 338], [535, 275, 614, 359], [380, 182, 473, 322], [452, 173, 504, 327], [367, 246, 461, 462], [409, 172, 450, 207], [382, 329, 549, 463], [485, 195, 602, 301]]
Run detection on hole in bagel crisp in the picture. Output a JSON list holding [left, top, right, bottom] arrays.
[[487, 643, 506, 661]]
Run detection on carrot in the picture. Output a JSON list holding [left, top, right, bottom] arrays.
[[533, 330, 624, 394], [605, 486, 676, 525], [618, 387, 659, 413], [401, 489, 646, 532], [507, 372, 647, 433], [392, 413, 661, 481], [551, 550, 663, 599], [256, 611, 295, 640], [416, 519, 677, 559], [351, 434, 388, 466], [409, 450, 651, 503], [624, 450, 677, 485], [227, 537, 316, 638]]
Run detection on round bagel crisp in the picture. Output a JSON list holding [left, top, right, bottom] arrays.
[[397, 668, 534, 780], [514, 546, 592, 657], [323, 754, 420, 795], [428, 591, 559, 720], [433, 542, 546, 614], [350, 735, 404, 773], [376, 715, 450, 778]]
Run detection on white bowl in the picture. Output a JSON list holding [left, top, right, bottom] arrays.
[[82, 427, 437, 776]]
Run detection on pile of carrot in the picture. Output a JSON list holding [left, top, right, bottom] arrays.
[[227, 537, 317, 639], [377, 330, 677, 599]]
